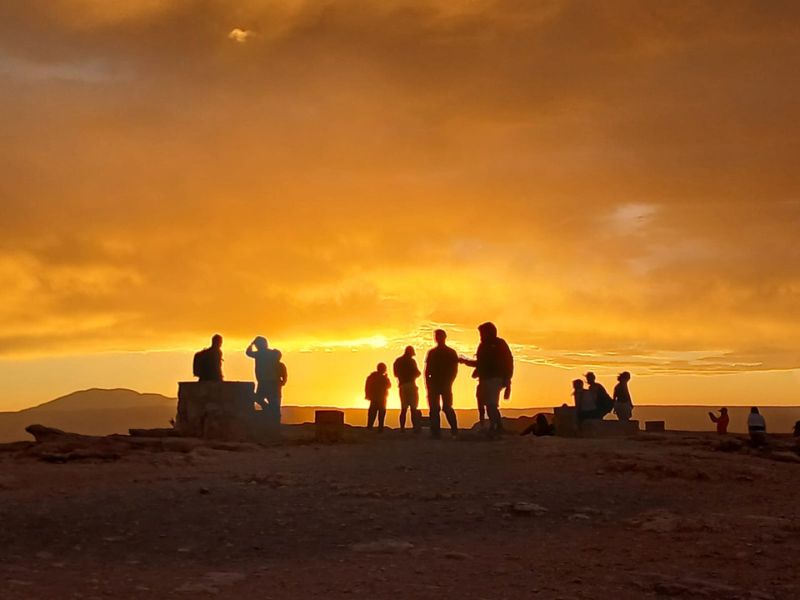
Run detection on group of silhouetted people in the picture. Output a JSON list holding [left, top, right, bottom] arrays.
[[364, 322, 514, 438], [572, 371, 634, 422], [193, 334, 287, 423]]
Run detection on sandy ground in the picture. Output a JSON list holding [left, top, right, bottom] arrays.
[[1, 429, 798, 599]]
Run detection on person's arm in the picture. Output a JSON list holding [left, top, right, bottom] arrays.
[[279, 363, 288, 386], [245, 342, 257, 358], [424, 352, 431, 383], [709, 412, 718, 423], [459, 357, 478, 367], [365, 376, 371, 400]]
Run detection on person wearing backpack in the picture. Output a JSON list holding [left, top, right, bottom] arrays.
[[459, 322, 513, 438], [193, 334, 224, 382]]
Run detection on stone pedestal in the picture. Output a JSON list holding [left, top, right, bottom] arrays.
[[645, 420, 666, 433], [315, 410, 345, 443], [553, 406, 580, 437], [176, 381, 255, 440]]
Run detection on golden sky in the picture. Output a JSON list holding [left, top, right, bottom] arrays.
[[1, 1, 799, 410]]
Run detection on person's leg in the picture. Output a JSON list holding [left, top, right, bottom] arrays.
[[378, 401, 387, 433], [367, 401, 377, 429], [265, 381, 282, 424], [399, 399, 408, 432], [409, 386, 421, 433], [428, 386, 442, 438], [477, 388, 486, 427], [481, 378, 503, 435], [254, 382, 269, 411], [442, 386, 458, 435]]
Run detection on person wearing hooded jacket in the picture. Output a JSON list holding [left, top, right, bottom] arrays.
[[459, 322, 513, 437]]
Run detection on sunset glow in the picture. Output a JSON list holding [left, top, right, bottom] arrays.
[[1, 1, 799, 411]]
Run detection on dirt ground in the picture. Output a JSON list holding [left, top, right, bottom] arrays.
[[1, 429, 798, 599]]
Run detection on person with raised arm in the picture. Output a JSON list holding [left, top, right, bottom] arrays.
[[246, 336, 284, 423]]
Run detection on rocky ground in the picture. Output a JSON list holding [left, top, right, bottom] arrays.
[[1, 427, 798, 599]]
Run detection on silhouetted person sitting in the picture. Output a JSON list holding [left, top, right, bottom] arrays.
[[246, 336, 284, 423], [460, 322, 513, 438], [709, 407, 730, 434], [794, 420, 800, 437], [193, 334, 223, 382], [393, 346, 421, 433], [583, 372, 612, 419], [425, 329, 460, 438], [612, 371, 633, 421], [520, 413, 554, 437], [747, 406, 767, 447], [573, 379, 592, 421], [365, 363, 391, 433]]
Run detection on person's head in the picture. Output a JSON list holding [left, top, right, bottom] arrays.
[[478, 321, 497, 342], [211, 334, 223, 348], [254, 336, 268, 350], [585, 371, 596, 384], [572, 379, 584, 392], [720, 407, 728, 414], [751, 406, 760, 414], [618, 371, 631, 382], [434, 329, 447, 345], [404, 345, 415, 357], [377, 362, 387, 374]]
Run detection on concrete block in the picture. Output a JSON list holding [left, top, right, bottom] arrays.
[[645, 420, 666, 432], [315, 410, 345, 442], [553, 406, 580, 437]]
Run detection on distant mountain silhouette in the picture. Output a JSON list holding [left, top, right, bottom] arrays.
[[1, 388, 799, 442], [0, 388, 176, 442]]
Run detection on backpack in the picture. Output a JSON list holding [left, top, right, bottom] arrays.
[[192, 349, 207, 379]]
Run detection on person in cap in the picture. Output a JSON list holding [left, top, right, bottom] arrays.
[[459, 322, 513, 437], [365, 362, 391, 432], [393, 346, 422, 433], [612, 371, 634, 421], [246, 336, 284, 422], [708, 407, 729, 434], [584, 371, 612, 419]]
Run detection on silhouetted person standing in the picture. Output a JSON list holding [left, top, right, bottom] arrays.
[[748, 406, 767, 447], [460, 322, 513, 438], [709, 407, 730, 434], [246, 336, 284, 423], [193, 334, 223, 382], [425, 329, 459, 438], [612, 371, 633, 421], [365, 363, 391, 432], [393, 346, 421, 433]]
